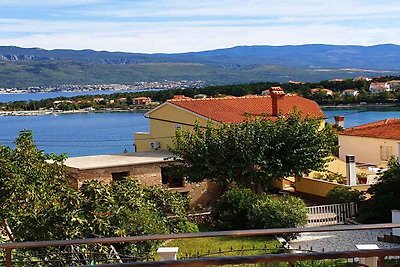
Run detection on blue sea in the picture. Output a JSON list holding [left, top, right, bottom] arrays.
[[324, 107, 400, 128], [0, 112, 149, 157], [1, 105, 400, 157]]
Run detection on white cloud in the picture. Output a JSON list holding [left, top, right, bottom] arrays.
[[0, 0, 399, 52], [0, 0, 107, 7], [0, 21, 399, 53]]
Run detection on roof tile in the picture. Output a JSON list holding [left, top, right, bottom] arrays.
[[167, 95, 325, 123], [340, 118, 400, 140]]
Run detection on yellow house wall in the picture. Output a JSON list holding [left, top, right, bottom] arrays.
[[339, 135, 399, 164], [135, 103, 212, 152], [296, 177, 370, 198]]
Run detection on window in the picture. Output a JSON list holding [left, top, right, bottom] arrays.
[[112, 171, 130, 181], [161, 168, 170, 185], [161, 167, 184, 188], [170, 176, 184, 188], [380, 146, 393, 161]]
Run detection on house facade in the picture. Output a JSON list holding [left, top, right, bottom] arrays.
[[369, 82, 391, 94], [134, 88, 326, 152], [387, 80, 400, 91], [133, 97, 152, 105], [341, 89, 359, 96], [339, 119, 400, 165]]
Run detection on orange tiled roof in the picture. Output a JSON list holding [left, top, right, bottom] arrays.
[[340, 119, 400, 140], [167, 95, 325, 123]]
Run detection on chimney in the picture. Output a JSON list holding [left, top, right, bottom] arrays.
[[269, 87, 285, 116], [334, 115, 345, 128], [346, 155, 357, 186]]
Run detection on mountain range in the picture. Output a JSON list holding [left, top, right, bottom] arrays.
[[1, 44, 400, 88]]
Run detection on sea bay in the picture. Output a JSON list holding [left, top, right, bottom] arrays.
[[1, 107, 400, 157]]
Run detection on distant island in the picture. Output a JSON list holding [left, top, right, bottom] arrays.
[[1, 44, 400, 88]]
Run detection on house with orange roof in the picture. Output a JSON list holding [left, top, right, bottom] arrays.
[[339, 119, 400, 165], [134, 88, 326, 152]]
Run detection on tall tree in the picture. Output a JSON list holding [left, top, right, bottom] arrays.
[[168, 113, 337, 191]]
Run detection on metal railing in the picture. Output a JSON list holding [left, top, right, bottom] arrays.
[[306, 202, 358, 226], [1, 223, 400, 266]]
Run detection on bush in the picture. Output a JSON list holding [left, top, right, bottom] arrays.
[[211, 188, 257, 230], [170, 219, 199, 234], [326, 186, 365, 204], [248, 195, 307, 229], [211, 189, 307, 231]]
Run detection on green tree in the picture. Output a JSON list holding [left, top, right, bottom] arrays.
[[0, 131, 194, 262], [168, 113, 337, 192], [0, 130, 82, 242]]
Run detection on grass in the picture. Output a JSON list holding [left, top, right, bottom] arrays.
[[161, 235, 281, 259]]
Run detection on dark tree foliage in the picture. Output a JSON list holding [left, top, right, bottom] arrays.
[[211, 189, 258, 230], [365, 158, 400, 222], [168, 113, 337, 191]]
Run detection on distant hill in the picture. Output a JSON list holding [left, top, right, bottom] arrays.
[[1, 44, 400, 88]]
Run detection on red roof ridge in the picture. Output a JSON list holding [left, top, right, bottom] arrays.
[[167, 94, 303, 103]]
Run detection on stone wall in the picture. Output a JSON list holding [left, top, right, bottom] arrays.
[[66, 162, 221, 209]]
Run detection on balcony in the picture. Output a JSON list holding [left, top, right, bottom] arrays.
[[1, 223, 400, 266]]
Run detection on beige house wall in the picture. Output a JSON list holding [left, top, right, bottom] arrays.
[[339, 135, 399, 164], [135, 103, 212, 152], [67, 162, 221, 209]]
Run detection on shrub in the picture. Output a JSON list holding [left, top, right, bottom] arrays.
[[248, 195, 307, 229], [170, 219, 199, 234], [211, 188, 258, 230], [212, 189, 307, 231], [326, 186, 365, 204]]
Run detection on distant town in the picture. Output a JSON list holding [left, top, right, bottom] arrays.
[[0, 80, 206, 95]]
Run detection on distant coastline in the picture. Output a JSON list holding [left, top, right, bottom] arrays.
[[0, 108, 150, 117]]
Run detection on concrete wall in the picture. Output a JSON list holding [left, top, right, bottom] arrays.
[[67, 162, 221, 209], [134, 103, 212, 152], [339, 135, 399, 164]]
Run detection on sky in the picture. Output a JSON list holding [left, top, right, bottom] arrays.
[[0, 0, 399, 53]]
